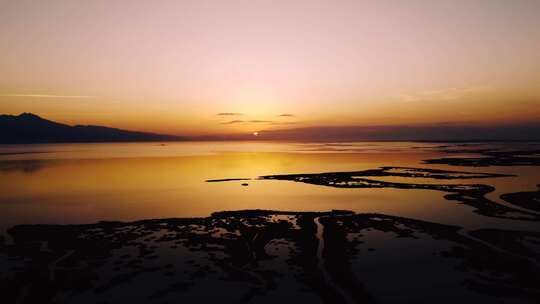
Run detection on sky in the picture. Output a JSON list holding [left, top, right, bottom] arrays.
[[1, 0, 539, 138]]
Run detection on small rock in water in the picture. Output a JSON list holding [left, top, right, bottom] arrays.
[[241, 183, 249, 186]]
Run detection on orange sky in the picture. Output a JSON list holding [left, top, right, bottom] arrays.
[[1, 0, 539, 136]]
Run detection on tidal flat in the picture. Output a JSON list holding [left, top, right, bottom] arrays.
[[1, 141, 540, 303]]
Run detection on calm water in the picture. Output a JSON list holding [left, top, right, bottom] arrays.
[[1, 141, 539, 233]]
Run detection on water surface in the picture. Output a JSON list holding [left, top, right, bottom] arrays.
[[1, 141, 538, 231], [2, 141, 540, 303]]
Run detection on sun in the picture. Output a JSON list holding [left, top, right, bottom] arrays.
[[253, 132, 259, 136]]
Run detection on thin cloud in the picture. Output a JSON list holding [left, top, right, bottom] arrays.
[[248, 120, 274, 123], [398, 85, 491, 103], [270, 121, 298, 125], [216, 112, 243, 116], [0, 94, 94, 98], [220, 120, 276, 125], [278, 113, 295, 117], [221, 120, 244, 125]]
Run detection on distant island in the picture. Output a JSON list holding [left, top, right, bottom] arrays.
[[0, 113, 183, 144]]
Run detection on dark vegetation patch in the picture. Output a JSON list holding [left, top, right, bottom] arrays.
[[500, 185, 540, 212], [424, 149, 540, 167], [209, 166, 536, 221], [2, 210, 539, 303]]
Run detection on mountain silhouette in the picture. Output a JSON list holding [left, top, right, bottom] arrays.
[[0, 113, 183, 143]]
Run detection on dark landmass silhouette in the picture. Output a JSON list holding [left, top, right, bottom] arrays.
[[2, 209, 539, 303], [500, 185, 540, 212], [251, 124, 540, 142], [3, 112, 540, 143], [0, 113, 183, 143], [425, 148, 540, 167], [207, 166, 540, 220]]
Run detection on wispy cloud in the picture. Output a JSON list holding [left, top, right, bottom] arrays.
[[398, 85, 490, 103], [248, 120, 274, 123], [220, 120, 245, 125], [220, 119, 277, 125], [270, 121, 298, 125], [216, 112, 243, 116], [0, 94, 95, 98], [278, 113, 295, 117]]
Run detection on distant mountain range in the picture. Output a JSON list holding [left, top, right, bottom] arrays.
[[0, 113, 183, 144], [2, 113, 539, 144]]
